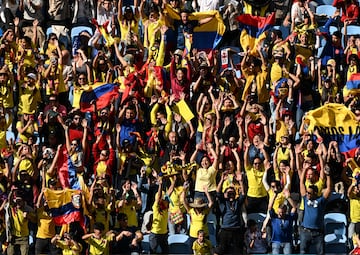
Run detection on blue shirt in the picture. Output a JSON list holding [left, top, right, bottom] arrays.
[[217, 192, 245, 229], [302, 195, 326, 230], [270, 209, 297, 243]]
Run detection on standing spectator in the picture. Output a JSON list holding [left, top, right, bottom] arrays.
[[268, 189, 297, 254], [149, 177, 169, 254], [299, 163, 332, 255], [214, 171, 245, 255]]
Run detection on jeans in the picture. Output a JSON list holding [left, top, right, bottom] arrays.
[[149, 232, 169, 254], [272, 242, 292, 254], [299, 227, 324, 255]]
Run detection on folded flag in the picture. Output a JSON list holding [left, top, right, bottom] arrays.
[[304, 103, 360, 158], [44, 188, 86, 230], [237, 12, 275, 55], [80, 82, 119, 112], [344, 73, 360, 97]]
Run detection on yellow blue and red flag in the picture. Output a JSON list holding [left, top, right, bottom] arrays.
[[79, 82, 119, 112], [164, 5, 225, 52], [237, 12, 275, 55], [344, 73, 360, 97]]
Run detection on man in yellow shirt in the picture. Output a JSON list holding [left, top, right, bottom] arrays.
[[149, 178, 169, 254], [7, 193, 36, 255], [82, 222, 114, 255]]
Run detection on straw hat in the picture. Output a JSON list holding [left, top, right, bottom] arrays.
[[189, 198, 207, 208]]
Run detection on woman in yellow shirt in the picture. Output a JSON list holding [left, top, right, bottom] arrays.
[[117, 0, 140, 44], [187, 143, 218, 203], [16, 111, 38, 144], [182, 184, 213, 244]]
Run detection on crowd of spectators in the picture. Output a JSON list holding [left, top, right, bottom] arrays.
[[0, 0, 360, 254]]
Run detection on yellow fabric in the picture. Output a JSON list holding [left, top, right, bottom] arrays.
[[96, 161, 107, 176], [270, 62, 282, 87], [241, 64, 269, 104], [93, 207, 111, 232], [18, 158, 35, 177], [222, 174, 241, 197], [0, 117, 11, 149], [268, 189, 286, 213], [118, 202, 138, 227], [0, 80, 14, 108], [45, 64, 66, 95], [173, 100, 195, 122], [189, 207, 209, 238], [245, 165, 267, 198], [347, 65, 358, 82], [36, 207, 56, 239], [143, 17, 164, 48], [56, 240, 82, 255], [151, 200, 168, 234], [16, 121, 38, 143], [195, 166, 217, 193], [169, 186, 185, 213], [164, 5, 225, 37], [192, 239, 212, 255], [11, 207, 31, 237], [304, 103, 358, 135], [350, 195, 360, 223], [275, 120, 289, 144], [18, 85, 42, 115], [86, 235, 112, 255], [119, 17, 140, 42]]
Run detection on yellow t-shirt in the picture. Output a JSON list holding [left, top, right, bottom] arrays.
[[16, 121, 38, 143], [56, 240, 82, 255], [19, 85, 42, 115], [36, 207, 56, 239], [0, 80, 14, 108], [195, 166, 217, 193], [189, 207, 209, 238], [0, 118, 11, 149], [275, 120, 289, 144], [118, 201, 138, 227], [350, 195, 360, 223], [119, 17, 139, 42], [268, 189, 286, 213], [192, 239, 212, 255], [92, 205, 112, 232], [12, 206, 33, 237], [151, 200, 168, 234], [245, 165, 267, 198], [169, 186, 185, 214], [86, 235, 112, 255]]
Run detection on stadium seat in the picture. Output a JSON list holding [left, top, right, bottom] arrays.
[[247, 213, 267, 229], [71, 25, 94, 42], [341, 25, 360, 36], [168, 234, 192, 254], [324, 213, 348, 254], [316, 5, 337, 18]]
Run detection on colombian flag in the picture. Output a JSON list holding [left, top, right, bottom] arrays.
[[79, 82, 119, 112], [237, 12, 275, 55], [344, 73, 360, 97], [57, 145, 81, 190], [164, 5, 225, 52], [44, 189, 84, 226], [305, 103, 360, 158]]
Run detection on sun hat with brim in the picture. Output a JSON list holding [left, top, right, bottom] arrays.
[[189, 198, 207, 208]]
